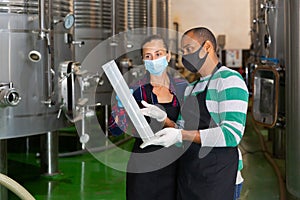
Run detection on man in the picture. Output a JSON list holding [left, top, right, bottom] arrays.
[[141, 27, 249, 199]]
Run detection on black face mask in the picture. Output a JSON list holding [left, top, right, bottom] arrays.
[[182, 43, 208, 73]]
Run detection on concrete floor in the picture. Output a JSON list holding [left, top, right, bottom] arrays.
[[239, 118, 285, 200], [6, 117, 285, 200]]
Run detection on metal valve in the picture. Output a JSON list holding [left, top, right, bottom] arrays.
[[64, 33, 85, 47], [260, 1, 276, 11], [0, 82, 21, 107]]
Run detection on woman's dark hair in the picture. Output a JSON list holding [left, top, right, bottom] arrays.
[[140, 35, 169, 55]]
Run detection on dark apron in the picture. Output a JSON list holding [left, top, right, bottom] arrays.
[[126, 95, 182, 200], [178, 63, 238, 200]]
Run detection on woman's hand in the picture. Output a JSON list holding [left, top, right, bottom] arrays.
[[140, 100, 167, 122]]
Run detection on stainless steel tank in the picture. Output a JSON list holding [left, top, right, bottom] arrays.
[[256, 0, 284, 61], [265, 0, 284, 63], [249, 0, 264, 57], [250, 0, 257, 50], [74, 0, 169, 65], [73, 0, 127, 63], [285, 0, 300, 198], [256, 0, 268, 57], [156, 0, 169, 41], [73, 0, 127, 106], [126, 0, 170, 62], [157, 0, 169, 29], [128, 0, 148, 30], [0, 0, 73, 139], [246, 0, 262, 93], [127, 0, 169, 34], [73, 0, 171, 107], [74, 0, 106, 62], [262, 0, 286, 159], [248, 0, 286, 161]]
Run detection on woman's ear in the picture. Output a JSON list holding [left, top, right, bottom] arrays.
[[166, 51, 172, 62]]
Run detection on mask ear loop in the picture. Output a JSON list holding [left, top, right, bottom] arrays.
[[198, 40, 207, 54]]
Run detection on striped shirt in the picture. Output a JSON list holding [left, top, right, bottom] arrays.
[[180, 66, 249, 147]]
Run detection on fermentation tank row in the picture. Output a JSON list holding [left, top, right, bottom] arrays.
[[249, 0, 300, 198], [0, 0, 170, 139]]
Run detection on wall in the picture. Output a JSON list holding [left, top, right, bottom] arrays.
[[170, 0, 250, 49]]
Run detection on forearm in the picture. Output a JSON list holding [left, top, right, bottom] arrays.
[[163, 117, 177, 128], [164, 118, 201, 144], [181, 130, 201, 144]]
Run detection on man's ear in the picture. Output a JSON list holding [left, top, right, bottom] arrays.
[[204, 41, 214, 52]]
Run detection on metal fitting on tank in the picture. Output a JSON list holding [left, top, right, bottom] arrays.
[[28, 50, 42, 62], [0, 82, 21, 107]]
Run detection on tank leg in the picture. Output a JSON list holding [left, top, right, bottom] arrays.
[[273, 127, 285, 159], [40, 132, 59, 176]]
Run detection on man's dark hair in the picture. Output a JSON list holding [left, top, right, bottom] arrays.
[[140, 35, 169, 55], [183, 27, 217, 51]]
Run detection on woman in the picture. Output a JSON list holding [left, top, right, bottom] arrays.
[[109, 35, 187, 200]]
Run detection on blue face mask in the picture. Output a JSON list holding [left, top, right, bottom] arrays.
[[144, 56, 168, 76]]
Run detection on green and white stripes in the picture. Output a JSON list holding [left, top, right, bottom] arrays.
[[183, 66, 249, 147]]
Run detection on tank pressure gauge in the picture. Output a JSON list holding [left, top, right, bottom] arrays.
[[63, 14, 75, 30]]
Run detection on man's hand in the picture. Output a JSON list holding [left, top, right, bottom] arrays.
[[140, 128, 182, 148], [140, 100, 167, 122]]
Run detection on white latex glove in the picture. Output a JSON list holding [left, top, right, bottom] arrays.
[[140, 100, 167, 122], [140, 128, 182, 148]]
